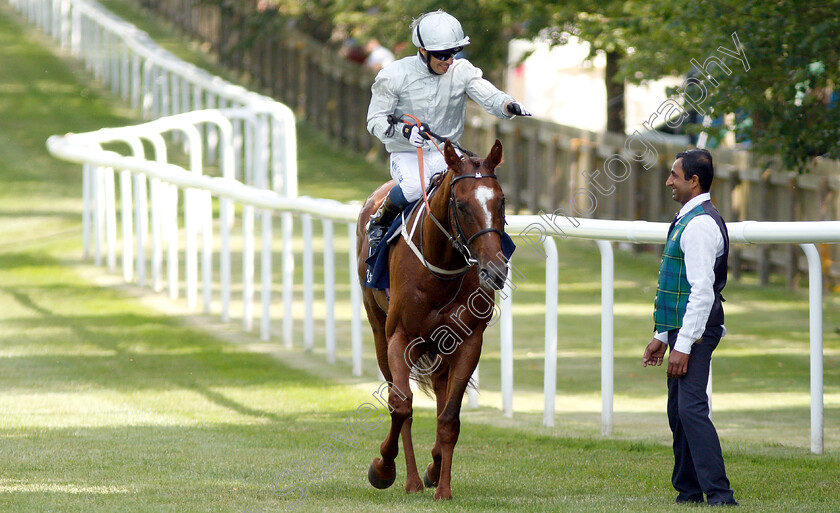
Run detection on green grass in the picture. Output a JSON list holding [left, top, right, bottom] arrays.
[[1, 2, 839, 512]]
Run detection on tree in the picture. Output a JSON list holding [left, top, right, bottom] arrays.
[[515, 1, 633, 133], [618, 0, 840, 171], [236, 0, 840, 170], [252, 0, 530, 84], [515, 0, 840, 169]]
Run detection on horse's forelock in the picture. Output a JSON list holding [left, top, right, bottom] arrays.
[[456, 156, 493, 174]]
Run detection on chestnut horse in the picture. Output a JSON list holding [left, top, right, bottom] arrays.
[[355, 140, 510, 500]]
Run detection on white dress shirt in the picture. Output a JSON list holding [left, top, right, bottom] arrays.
[[654, 192, 726, 354], [367, 54, 514, 153]]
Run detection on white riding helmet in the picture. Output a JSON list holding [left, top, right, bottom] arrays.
[[410, 10, 471, 51]]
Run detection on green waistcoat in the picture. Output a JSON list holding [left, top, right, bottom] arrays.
[[653, 205, 707, 332]]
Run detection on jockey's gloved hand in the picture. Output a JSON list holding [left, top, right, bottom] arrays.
[[402, 123, 431, 147], [506, 102, 532, 117]]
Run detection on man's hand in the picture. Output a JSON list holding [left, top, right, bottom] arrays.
[[505, 101, 532, 117], [402, 124, 430, 147], [667, 349, 689, 378], [642, 338, 667, 367]]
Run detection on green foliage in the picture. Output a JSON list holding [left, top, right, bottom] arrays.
[[618, 0, 840, 171], [257, 0, 534, 81], [192, 0, 840, 171], [521, 0, 840, 171]]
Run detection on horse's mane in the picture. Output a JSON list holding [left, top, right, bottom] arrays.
[[425, 154, 489, 198]]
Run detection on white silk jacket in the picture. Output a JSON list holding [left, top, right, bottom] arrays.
[[366, 54, 515, 153]]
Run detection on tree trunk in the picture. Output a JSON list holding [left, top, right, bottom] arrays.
[[605, 50, 625, 134]]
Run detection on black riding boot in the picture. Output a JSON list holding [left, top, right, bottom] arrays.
[[366, 196, 402, 255]]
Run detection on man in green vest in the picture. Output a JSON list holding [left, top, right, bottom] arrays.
[[642, 149, 738, 507]]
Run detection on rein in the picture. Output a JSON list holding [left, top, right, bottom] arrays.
[[386, 114, 476, 158], [386, 113, 475, 216], [389, 113, 501, 279]]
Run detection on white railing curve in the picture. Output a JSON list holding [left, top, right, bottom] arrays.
[[8, 0, 303, 353], [9, 0, 297, 198]]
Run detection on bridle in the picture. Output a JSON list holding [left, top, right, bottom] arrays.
[[445, 172, 505, 265], [397, 168, 507, 315], [415, 170, 504, 277]]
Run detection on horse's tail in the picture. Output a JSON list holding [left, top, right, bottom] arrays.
[[410, 354, 477, 399], [410, 355, 436, 398]]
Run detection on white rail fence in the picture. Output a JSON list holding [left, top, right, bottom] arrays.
[[9, 0, 297, 196], [49, 118, 840, 454], [9, 0, 306, 346]]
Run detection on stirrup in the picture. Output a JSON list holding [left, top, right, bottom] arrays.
[[366, 194, 402, 256], [368, 223, 388, 256]]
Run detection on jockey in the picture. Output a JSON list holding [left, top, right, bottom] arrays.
[[365, 9, 531, 254]]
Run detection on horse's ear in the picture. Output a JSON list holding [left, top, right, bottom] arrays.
[[444, 140, 460, 169], [486, 139, 503, 170]]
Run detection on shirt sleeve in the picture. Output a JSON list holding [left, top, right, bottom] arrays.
[[654, 331, 668, 343], [461, 61, 515, 119], [674, 215, 724, 354], [366, 70, 400, 144]]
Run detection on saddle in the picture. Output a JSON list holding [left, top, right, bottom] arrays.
[[362, 174, 447, 290]]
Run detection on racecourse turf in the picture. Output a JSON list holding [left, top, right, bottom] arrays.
[[1, 2, 839, 512]]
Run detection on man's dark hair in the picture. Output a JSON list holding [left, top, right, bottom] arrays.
[[676, 148, 714, 192]]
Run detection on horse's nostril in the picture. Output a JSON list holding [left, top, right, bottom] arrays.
[[478, 268, 505, 290]]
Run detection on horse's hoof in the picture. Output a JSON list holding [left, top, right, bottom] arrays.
[[405, 479, 424, 494], [434, 489, 453, 501], [368, 462, 396, 490], [423, 467, 436, 488]]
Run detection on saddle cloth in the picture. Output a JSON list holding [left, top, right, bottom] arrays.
[[363, 201, 418, 290]]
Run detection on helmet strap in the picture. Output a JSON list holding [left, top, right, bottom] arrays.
[[421, 50, 441, 75], [416, 25, 442, 75]]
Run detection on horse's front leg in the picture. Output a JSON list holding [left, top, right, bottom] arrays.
[[401, 352, 442, 493], [424, 369, 449, 490], [368, 331, 413, 490], [433, 340, 481, 501], [400, 414, 423, 493]]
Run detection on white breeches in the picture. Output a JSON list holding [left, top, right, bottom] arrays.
[[389, 150, 451, 203]]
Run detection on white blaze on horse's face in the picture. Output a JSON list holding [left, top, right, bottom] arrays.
[[474, 185, 495, 230]]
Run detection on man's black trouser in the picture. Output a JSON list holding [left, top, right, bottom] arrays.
[[667, 326, 735, 504]]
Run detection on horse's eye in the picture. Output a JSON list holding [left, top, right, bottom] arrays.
[[456, 201, 468, 212]]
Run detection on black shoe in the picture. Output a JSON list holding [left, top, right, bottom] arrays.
[[709, 500, 739, 507], [676, 496, 704, 504]]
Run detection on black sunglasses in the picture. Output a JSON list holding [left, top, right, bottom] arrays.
[[429, 47, 462, 61]]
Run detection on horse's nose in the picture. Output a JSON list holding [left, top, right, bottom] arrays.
[[478, 267, 506, 291]]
